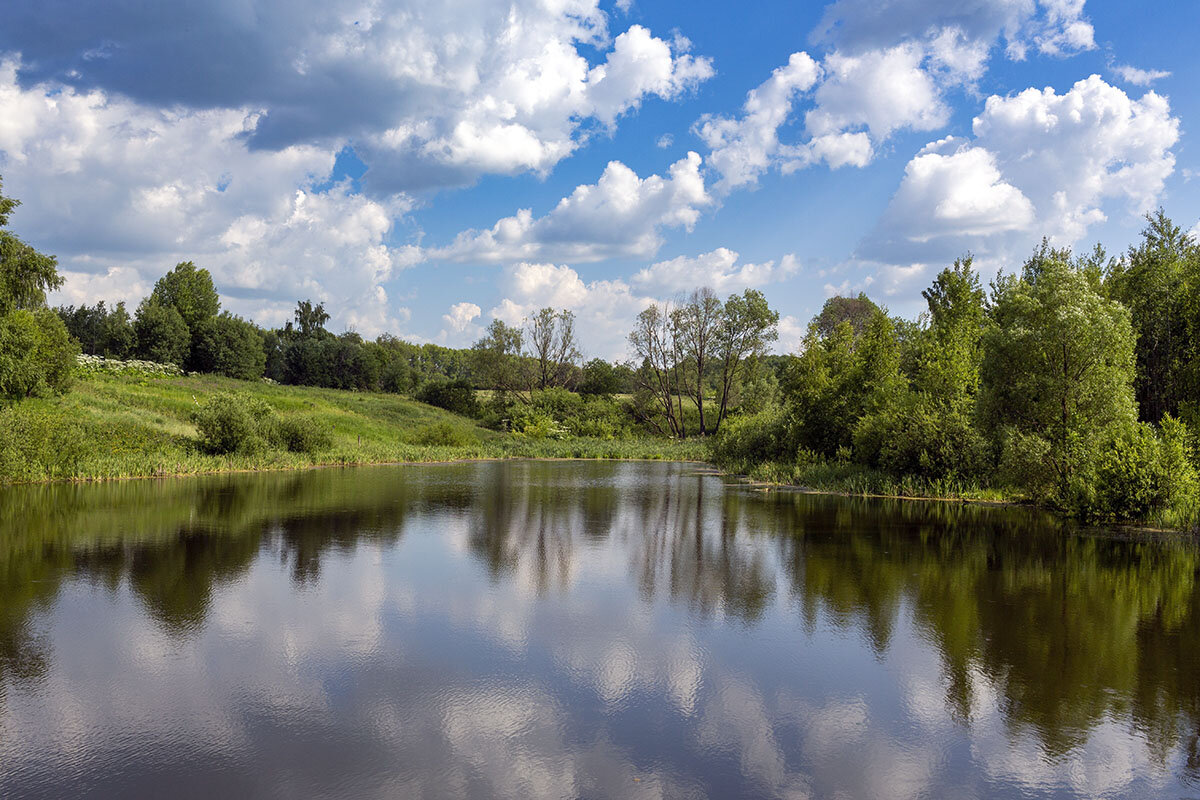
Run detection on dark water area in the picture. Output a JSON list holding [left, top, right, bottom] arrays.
[[1, 461, 1198, 799]]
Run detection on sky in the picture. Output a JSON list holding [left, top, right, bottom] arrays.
[[1, 0, 1197, 359]]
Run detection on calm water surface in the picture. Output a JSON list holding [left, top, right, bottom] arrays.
[[1, 461, 1198, 799]]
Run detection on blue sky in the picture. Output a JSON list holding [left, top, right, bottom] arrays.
[[1, 0, 1196, 357]]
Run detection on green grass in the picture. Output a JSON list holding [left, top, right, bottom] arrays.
[[0, 373, 707, 484]]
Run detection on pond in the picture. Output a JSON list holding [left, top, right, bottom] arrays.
[[0, 460, 1197, 799]]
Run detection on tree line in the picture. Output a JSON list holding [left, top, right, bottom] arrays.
[[715, 212, 1200, 524]]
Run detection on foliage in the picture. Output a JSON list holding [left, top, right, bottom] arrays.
[[416, 378, 480, 418], [1093, 418, 1199, 522], [276, 414, 333, 454], [149, 261, 220, 332], [57, 301, 136, 359], [408, 420, 477, 447], [577, 358, 626, 396], [980, 253, 1136, 502], [190, 312, 267, 379], [0, 309, 78, 401], [192, 392, 280, 454], [1106, 210, 1200, 423], [708, 407, 792, 468], [135, 299, 191, 366]]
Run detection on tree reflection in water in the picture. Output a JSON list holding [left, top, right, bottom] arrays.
[[0, 461, 1198, 795]]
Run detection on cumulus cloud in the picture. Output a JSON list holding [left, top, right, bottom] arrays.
[[0, 58, 417, 334], [1, 2, 712, 192], [693, 52, 821, 192], [631, 247, 799, 294], [696, 0, 1098, 186], [859, 75, 1179, 300], [431, 152, 711, 264]]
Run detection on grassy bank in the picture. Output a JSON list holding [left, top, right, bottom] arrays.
[[0, 373, 707, 483]]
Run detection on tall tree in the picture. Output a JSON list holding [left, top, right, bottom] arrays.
[[980, 253, 1137, 498], [149, 262, 220, 332], [629, 301, 684, 438], [672, 287, 722, 435], [526, 307, 581, 390], [1106, 210, 1200, 423], [472, 319, 531, 401], [714, 289, 779, 431]]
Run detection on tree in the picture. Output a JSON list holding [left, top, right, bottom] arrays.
[[784, 296, 902, 456], [0, 175, 75, 400], [149, 262, 220, 332], [292, 299, 330, 337], [135, 300, 191, 366], [472, 319, 530, 401], [629, 301, 685, 437], [714, 289, 779, 431], [1106, 210, 1200, 423], [103, 301, 136, 359], [190, 313, 267, 379], [980, 253, 1137, 500], [812, 294, 877, 342], [526, 307, 581, 390], [578, 358, 623, 397], [672, 287, 723, 435]]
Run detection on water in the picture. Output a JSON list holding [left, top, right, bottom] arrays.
[[1, 460, 1197, 799]]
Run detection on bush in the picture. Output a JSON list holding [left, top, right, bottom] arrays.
[[0, 309, 78, 401], [853, 399, 988, 481], [277, 415, 333, 454], [415, 378, 480, 418], [410, 420, 476, 447], [0, 402, 88, 480], [709, 408, 792, 467], [191, 392, 277, 454], [1094, 419, 1199, 521]]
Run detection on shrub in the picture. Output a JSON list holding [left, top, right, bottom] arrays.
[[277, 415, 333, 454], [410, 420, 476, 447], [415, 378, 480, 418], [1094, 419, 1199, 521], [709, 408, 792, 467], [192, 392, 277, 454], [853, 399, 988, 481]]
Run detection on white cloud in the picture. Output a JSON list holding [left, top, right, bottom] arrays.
[[858, 75, 1179, 302], [693, 52, 821, 192], [696, 0, 1098, 185], [442, 301, 482, 333], [431, 152, 711, 263], [806, 43, 948, 144], [3, 3, 713, 193], [631, 247, 799, 294], [1112, 64, 1171, 87], [0, 58, 417, 335], [656, 133, 674, 149]]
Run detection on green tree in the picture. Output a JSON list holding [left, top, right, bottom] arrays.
[[578, 358, 622, 397], [190, 313, 267, 379], [472, 319, 530, 401], [980, 253, 1137, 501], [0, 176, 75, 400], [134, 299, 190, 366], [149, 261, 220, 332], [1106, 210, 1200, 423], [525, 307, 581, 390], [714, 288, 779, 431], [102, 301, 136, 359], [673, 287, 723, 435]]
